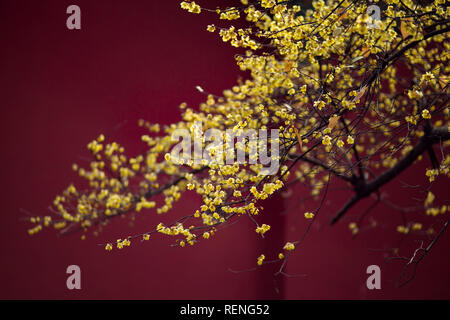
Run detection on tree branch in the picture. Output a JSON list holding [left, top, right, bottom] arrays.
[[330, 126, 450, 225]]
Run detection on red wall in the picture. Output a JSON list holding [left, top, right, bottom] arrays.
[[1, 0, 449, 299]]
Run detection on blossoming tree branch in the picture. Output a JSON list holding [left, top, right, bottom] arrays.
[[28, 0, 449, 285]]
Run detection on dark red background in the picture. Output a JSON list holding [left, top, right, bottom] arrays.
[[1, 0, 449, 299]]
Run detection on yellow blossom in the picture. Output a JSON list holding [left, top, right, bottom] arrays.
[[283, 242, 296, 251]]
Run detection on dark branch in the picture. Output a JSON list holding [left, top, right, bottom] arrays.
[[330, 126, 450, 225]]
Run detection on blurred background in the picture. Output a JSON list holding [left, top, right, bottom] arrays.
[[1, 0, 449, 299]]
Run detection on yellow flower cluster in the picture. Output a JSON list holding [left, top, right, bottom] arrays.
[[304, 212, 314, 219], [396, 225, 409, 234], [157, 223, 197, 246], [283, 242, 295, 251], [255, 224, 271, 235], [114, 238, 131, 249], [348, 222, 359, 235], [180, 1, 201, 14], [257, 254, 265, 266]]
